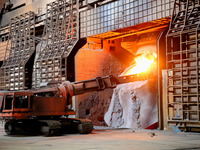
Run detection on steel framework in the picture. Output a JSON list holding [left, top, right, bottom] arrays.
[[33, 0, 78, 88], [80, 0, 174, 38], [167, 0, 200, 130], [0, 11, 35, 90]]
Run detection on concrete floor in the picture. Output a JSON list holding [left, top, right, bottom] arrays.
[[0, 123, 200, 150]]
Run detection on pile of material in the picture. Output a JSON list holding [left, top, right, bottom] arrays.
[[104, 79, 158, 129]]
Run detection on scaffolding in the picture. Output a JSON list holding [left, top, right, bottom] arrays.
[[0, 11, 35, 90], [166, 0, 200, 130], [33, 0, 79, 88]]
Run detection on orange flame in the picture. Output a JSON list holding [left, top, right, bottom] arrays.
[[122, 52, 157, 75]]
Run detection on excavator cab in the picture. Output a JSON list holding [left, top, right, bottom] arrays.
[[0, 91, 33, 120]]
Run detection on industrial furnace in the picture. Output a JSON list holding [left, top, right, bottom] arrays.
[[0, 0, 199, 133]]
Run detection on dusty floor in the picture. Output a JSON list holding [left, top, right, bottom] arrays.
[[0, 123, 200, 150]]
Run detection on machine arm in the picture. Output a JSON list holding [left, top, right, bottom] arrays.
[[71, 74, 148, 95]]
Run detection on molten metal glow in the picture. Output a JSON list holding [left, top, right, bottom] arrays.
[[123, 52, 157, 75]]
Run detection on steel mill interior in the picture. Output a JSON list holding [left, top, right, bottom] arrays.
[[0, 0, 200, 149]]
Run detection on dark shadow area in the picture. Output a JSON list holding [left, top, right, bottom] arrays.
[[67, 38, 87, 82], [25, 51, 36, 89]]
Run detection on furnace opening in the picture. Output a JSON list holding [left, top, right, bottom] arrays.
[[121, 51, 157, 76]]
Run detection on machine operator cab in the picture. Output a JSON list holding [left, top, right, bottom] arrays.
[[0, 88, 75, 120], [0, 91, 33, 119]]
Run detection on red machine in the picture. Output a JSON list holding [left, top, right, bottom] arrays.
[[0, 74, 147, 135]]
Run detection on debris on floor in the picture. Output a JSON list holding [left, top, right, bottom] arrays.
[[148, 132, 156, 137]]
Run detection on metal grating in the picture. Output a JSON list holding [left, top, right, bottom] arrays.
[[80, 0, 174, 38], [166, 0, 200, 130], [0, 35, 10, 61], [33, 0, 79, 88], [0, 11, 35, 90]]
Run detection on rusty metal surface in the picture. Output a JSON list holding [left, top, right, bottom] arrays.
[[0, 84, 75, 120]]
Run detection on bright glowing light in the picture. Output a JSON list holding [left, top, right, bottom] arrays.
[[123, 52, 157, 75]]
